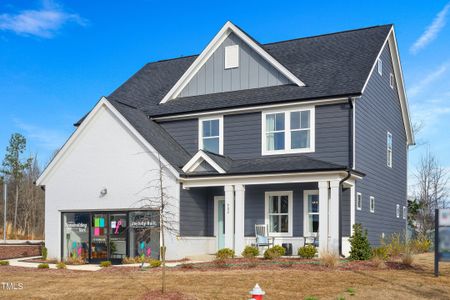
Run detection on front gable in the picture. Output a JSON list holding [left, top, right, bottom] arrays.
[[160, 21, 305, 103]]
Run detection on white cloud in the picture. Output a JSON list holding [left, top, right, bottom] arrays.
[[410, 3, 450, 54], [408, 63, 449, 97], [13, 118, 68, 151], [0, 1, 86, 38]]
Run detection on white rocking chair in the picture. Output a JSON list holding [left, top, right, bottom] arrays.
[[254, 224, 274, 249]]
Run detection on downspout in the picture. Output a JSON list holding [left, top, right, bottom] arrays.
[[338, 97, 354, 257]]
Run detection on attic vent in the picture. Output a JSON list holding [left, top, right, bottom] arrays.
[[224, 45, 239, 69]]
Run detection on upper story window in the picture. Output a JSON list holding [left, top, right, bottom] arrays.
[[396, 204, 400, 218], [262, 107, 315, 155], [370, 196, 375, 213], [390, 73, 394, 89], [377, 58, 383, 75], [403, 206, 407, 220], [387, 132, 393, 168], [265, 191, 293, 236], [224, 45, 239, 69], [199, 116, 223, 154]]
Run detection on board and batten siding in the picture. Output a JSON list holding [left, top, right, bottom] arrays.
[[179, 32, 290, 98], [160, 103, 351, 166], [355, 43, 408, 246]]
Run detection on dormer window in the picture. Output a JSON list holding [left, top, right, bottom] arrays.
[[224, 45, 239, 69], [199, 116, 223, 154]]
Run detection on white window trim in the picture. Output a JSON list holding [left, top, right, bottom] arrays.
[[224, 45, 239, 69], [370, 196, 375, 213], [261, 106, 315, 155], [387, 131, 393, 168], [303, 190, 319, 236], [356, 192, 362, 211], [396, 204, 400, 218], [198, 116, 224, 155], [377, 58, 382, 75], [403, 206, 407, 220], [390, 73, 394, 89], [264, 191, 293, 237]]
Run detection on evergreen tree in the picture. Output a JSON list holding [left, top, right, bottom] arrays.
[[349, 223, 372, 260]]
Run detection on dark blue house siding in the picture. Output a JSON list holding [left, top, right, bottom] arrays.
[[355, 43, 407, 246], [160, 103, 351, 166]]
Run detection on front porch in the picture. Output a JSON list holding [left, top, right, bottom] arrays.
[[179, 172, 358, 257]]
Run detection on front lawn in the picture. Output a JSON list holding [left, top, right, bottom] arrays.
[[0, 253, 449, 299]]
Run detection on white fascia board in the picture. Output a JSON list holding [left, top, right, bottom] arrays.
[[160, 21, 305, 104], [360, 27, 414, 146], [36, 97, 179, 186], [182, 150, 226, 174]]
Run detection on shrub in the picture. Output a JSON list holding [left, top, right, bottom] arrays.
[[216, 248, 235, 260], [56, 262, 67, 269], [263, 246, 285, 259], [349, 224, 372, 260], [319, 251, 339, 268], [37, 263, 49, 269], [99, 261, 112, 268], [298, 245, 317, 259], [401, 251, 414, 266], [0, 260, 9, 266], [372, 246, 389, 260], [386, 233, 404, 257], [122, 256, 136, 264], [149, 260, 161, 268], [41, 246, 48, 260], [65, 256, 86, 265], [241, 246, 259, 258], [180, 263, 194, 269], [410, 234, 431, 253]]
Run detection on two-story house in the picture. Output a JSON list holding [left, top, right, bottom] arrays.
[[36, 22, 414, 262]]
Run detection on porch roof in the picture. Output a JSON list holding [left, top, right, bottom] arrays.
[[183, 151, 365, 178]]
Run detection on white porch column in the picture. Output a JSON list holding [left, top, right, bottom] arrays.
[[329, 180, 340, 255], [234, 184, 245, 256], [318, 181, 329, 254], [224, 185, 235, 250]]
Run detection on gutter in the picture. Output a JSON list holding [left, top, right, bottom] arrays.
[[338, 97, 354, 257]]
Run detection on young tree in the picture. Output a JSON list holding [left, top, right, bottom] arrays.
[[137, 154, 178, 294], [414, 149, 449, 235], [1, 133, 32, 236]]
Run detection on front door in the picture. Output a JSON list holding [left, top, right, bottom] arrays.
[[109, 213, 127, 263], [216, 197, 225, 250]]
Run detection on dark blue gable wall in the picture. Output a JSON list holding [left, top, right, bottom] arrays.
[[160, 103, 351, 166], [355, 43, 408, 246]]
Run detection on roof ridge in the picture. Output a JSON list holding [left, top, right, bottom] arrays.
[[263, 24, 393, 46], [144, 24, 392, 65]]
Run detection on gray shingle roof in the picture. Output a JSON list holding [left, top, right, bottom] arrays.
[[108, 25, 392, 117]]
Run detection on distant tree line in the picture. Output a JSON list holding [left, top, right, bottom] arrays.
[[0, 133, 45, 240]]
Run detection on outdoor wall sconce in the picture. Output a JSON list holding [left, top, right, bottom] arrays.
[[100, 188, 107, 197]]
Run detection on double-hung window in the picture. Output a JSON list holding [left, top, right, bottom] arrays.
[[262, 107, 314, 155], [265, 191, 293, 236], [356, 192, 362, 210], [199, 117, 223, 154], [304, 190, 319, 236], [387, 132, 393, 167]]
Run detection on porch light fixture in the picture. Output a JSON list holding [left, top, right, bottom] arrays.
[[100, 188, 107, 197]]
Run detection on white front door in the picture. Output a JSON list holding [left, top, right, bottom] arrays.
[[214, 196, 225, 250]]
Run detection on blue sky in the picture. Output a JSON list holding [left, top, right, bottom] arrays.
[[0, 0, 449, 193]]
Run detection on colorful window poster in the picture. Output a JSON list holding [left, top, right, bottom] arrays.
[[94, 218, 99, 227], [99, 218, 105, 227], [94, 227, 100, 236]]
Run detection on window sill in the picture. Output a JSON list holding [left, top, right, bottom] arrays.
[[262, 148, 315, 156]]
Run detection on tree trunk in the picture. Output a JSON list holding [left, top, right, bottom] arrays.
[[13, 184, 18, 236]]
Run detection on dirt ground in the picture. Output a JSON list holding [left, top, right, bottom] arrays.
[[0, 253, 449, 299]]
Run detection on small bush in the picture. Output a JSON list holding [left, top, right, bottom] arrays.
[[65, 256, 86, 265], [349, 224, 372, 260], [298, 245, 317, 259], [401, 251, 414, 266], [386, 233, 404, 257], [41, 246, 48, 260], [56, 262, 67, 269], [149, 260, 161, 268], [241, 246, 259, 258], [263, 246, 285, 259], [216, 248, 235, 260], [372, 246, 389, 260], [37, 263, 49, 269], [122, 256, 136, 264], [99, 261, 112, 268], [0, 260, 9, 266], [319, 251, 339, 268], [410, 235, 431, 253], [272, 245, 286, 256]]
